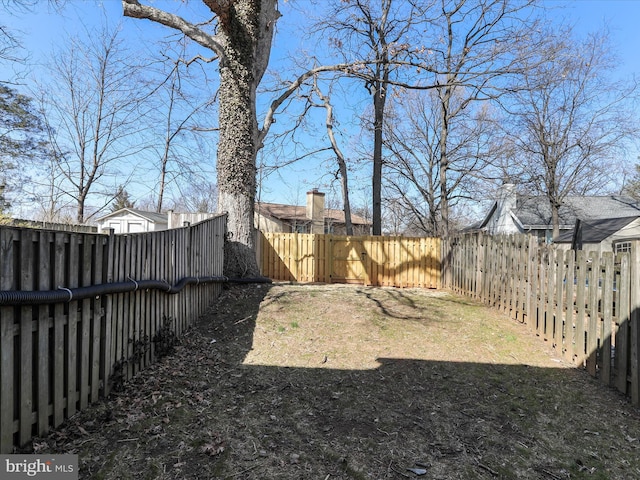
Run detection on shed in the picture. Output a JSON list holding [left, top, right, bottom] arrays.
[[96, 208, 168, 234]]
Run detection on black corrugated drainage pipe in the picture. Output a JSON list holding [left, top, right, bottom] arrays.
[[0, 276, 272, 306]]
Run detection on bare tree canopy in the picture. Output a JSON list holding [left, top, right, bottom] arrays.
[[35, 23, 149, 223], [503, 26, 639, 239]]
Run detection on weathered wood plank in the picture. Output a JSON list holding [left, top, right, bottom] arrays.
[[629, 241, 640, 405], [101, 233, 114, 398], [554, 249, 564, 353], [564, 250, 576, 363], [601, 252, 614, 385], [575, 251, 588, 365], [52, 233, 66, 428], [544, 249, 554, 342], [586, 251, 600, 377], [91, 236, 104, 403], [616, 252, 631, 394], [19, 230, 34, 445], [0, 228, 16, 453], [66, 233, 79, 418], [37, 231, 52, 436], [79, 236, 92, 410]]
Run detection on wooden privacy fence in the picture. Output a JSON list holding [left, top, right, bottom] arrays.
[[0, 214, 226, 453], [450, 233, 640, 405], [259, 232, 441, 288]]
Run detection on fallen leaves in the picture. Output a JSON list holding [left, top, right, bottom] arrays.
[[201, 432, 225, 457]]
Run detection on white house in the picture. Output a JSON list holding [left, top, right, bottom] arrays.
[[96, 208, 169, 233]]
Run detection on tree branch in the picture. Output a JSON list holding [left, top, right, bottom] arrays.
[[122, 0, 225, 59]]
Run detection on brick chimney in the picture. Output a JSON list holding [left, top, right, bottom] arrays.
[[306, 188, 325, 234]]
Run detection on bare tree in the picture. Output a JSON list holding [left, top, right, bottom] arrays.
[[171, 178, 218, 214], [504, 26, 639, 239], [310, 79, 355, 235], [146, 43, 216, 213], [622, 162, 640, 201], [309, 0, 540, 239], [312, 0, 429, 236], [411, 0, 539, 242], [384, 89, 501, 235], [36, 23, 149, 223], [0, 1, 32, 71]]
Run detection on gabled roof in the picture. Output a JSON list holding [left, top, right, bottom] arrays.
[[96, 208, 168, 224], [556, 216, 640, 243], [480, 194, 640, 230], [255, 202, 371, 226], [516, 196, 640, 229]]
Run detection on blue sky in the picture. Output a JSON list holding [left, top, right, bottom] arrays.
[[4, 0, 640, 214], [556, 0, 640, 76]]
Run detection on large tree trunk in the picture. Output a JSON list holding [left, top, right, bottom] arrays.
[[217, 6, 260, 276], [123, 0, 279, 277], [372, 66, 388, 236]]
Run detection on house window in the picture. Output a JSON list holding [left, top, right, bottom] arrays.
[[614, 241, 632, 254]]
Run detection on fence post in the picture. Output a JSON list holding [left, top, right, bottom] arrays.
[[0, 229, 16, 453], [442, 235, 451, 289], [326, 235, 333, 284], [630, 240, 640, 405]]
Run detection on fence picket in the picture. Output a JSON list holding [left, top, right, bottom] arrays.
[[19, 230, 34, 446], [554, 249, 564, 352], [564, 250, 576, 362], [575, 251, 588, 365], [37, 231, 52, 436], [616, 253, 631, 394], [66, 234, 79, 419], [0, 229, 15, 453], [630, 241, 640, 405], [586, 251, 600, 376], [601, 252, 614, 385]]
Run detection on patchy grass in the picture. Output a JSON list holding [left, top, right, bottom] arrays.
[[30, 283, 640, 479]]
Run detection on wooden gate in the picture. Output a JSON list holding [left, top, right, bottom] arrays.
[[330, 237, 367, 283]]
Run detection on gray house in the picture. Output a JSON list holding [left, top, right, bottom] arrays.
[[478, 184, 640, 252], [557, 216, 640, 254]]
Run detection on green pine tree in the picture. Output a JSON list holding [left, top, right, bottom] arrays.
[[0, 83, 47, 213], [110, 186, 135, 212]]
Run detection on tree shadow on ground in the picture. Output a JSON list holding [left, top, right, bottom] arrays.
[[31, 284, 640, 480]]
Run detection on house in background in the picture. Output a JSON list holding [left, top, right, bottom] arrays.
[[255, 189, 371, 235], [478, 183, 640, 251], [556, 216, 640, 254], [97, 190, 370, 236], [96, 208, 218, 233], [96, 208, 169, 233]]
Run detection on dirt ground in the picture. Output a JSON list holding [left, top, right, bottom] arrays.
[[30, 283, 640, 479]]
